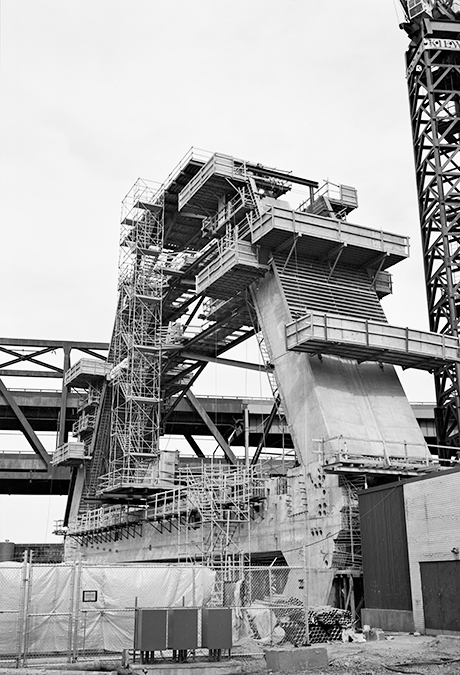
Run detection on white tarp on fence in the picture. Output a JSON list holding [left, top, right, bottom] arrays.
[[0, 562, 215, 655]]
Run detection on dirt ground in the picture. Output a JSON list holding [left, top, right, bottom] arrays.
[[240, 634, 460, 675]]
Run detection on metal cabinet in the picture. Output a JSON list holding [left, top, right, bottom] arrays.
[[167, 608, 199, 650], [134, 608, 167, 651], [202, 608, 232, 649]]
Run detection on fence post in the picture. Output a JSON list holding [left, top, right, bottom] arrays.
[[192, 565, 196, 607], [67, 561, 77, 662], [22, 550, 33, 668], [268, 567, 273, 645], [72, 562, 82, 662], [303, 546, 310, 645], [15, 551, 29, 668]]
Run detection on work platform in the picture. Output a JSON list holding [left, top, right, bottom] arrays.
[[250, 202, 409, 269], [178, 153, 292, 214], [315, 434, 436, 477], [196, 240, 268, 298], [64, 358, 112, 388], [51, 441, 89, 467], [285, 312, 460, 370]]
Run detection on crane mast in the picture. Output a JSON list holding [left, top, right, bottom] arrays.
[[400, 1, 460, 455]]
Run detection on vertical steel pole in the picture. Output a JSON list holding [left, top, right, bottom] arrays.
[[22, 551, 33, 668], [268, 566, 273, 645], [72, 562, 82, 662], [243, 402, 249, 469], [58, 347, 71, 447], [303, 545, 310, 645], [67, 561, 77, 662], [15, 551, 28, 668]]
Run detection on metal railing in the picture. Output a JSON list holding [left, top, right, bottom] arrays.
[[313, 434, 434, 469]]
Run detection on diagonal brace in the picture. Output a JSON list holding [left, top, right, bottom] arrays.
[[252, 397, 280, 465], [184, 433, 206, 459], [0, 378, 50, 468], [185, 390, 237, 464]]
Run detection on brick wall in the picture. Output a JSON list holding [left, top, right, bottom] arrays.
[[13, 543, 64, 564], [404, 470, 460, 632]]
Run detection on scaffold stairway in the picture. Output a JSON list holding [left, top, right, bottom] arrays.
[[81, 385, 111, 510]]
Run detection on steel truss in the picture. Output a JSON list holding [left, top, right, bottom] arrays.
[[406, 20, 460, 450]]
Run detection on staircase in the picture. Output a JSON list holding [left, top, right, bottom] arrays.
[[80, 384, 112, 510]]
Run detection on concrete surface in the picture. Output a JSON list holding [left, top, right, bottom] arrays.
[[362, 608, 415, 633], [134, 661, 242, 675], [264, 646, 328, 671]]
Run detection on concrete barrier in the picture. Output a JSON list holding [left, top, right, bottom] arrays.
[[264, 646, 328, 671], [138, 662, 242, 675]]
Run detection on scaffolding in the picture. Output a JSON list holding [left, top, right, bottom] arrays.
[[65, 462, 267, 566], [99, 179, 166, 495]]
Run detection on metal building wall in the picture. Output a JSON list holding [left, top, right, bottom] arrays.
[[359, 483, 412, 611]]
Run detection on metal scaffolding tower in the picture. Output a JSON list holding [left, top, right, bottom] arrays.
[[401, 3, 460, 451], [100, 179, 167, 495]]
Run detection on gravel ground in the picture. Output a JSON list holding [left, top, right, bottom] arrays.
[[241, 634, 460, 675]]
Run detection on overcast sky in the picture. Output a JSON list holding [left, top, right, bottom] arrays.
[[0, 0, 436, 542]]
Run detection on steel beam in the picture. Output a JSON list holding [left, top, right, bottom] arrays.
[[184, 390, 237, 464], [180, 350, 271, 372], [252, 398, 281, 465], [0, 378, 50, 468], [0, 338, 109, 349], [58, 347, 71, 446], [0, 369, 62, 378], [184, 433, 206, 458]]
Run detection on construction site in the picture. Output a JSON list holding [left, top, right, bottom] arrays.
[[1, 0, 460, 669]]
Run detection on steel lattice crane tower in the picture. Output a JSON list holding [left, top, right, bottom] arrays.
[[400, 0, 460, 454]]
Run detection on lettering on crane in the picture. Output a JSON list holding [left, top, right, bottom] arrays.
[[424, 37, 460, 50], [407, 37, 460, 78]]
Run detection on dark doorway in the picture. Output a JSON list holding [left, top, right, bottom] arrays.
[[420, 560, 460, 633]]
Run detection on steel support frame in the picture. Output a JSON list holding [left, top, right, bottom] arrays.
[[184, 390, 237, 464], [407, 22, 460, 452], [0, 378, 50, 468]]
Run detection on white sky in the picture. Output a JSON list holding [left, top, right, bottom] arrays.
[[0, 0, 436, 543]]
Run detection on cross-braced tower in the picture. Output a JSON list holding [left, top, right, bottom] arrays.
[[402, 3, 460, 451]]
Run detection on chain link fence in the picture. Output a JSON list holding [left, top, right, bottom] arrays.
[[0, 559, 353, 667]]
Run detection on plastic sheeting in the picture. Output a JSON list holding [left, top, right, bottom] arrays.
[[0, 562, 215, 655]]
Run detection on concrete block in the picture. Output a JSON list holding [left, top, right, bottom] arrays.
[[368, 628, 385, 641], [136, 662, 242, 675], [361, 608, 414, 633], [264, 646, 328, 671]]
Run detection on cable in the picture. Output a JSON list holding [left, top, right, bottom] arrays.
[[281, 529, 342, 554], [359, 483, 401, 520]]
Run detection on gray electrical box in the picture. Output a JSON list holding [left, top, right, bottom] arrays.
[[134, 609, 167, 651], [202, 608, 232, 649], [167, 608, 198, 649]]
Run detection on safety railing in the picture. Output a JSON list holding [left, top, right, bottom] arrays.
[[51, 442, 88, 467], [313, 434, 435, 470]]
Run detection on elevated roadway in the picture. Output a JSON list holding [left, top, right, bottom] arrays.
[[0, 388, 436, 494]]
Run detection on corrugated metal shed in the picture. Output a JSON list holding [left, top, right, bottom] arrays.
[[358, 482, 412, 611]]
